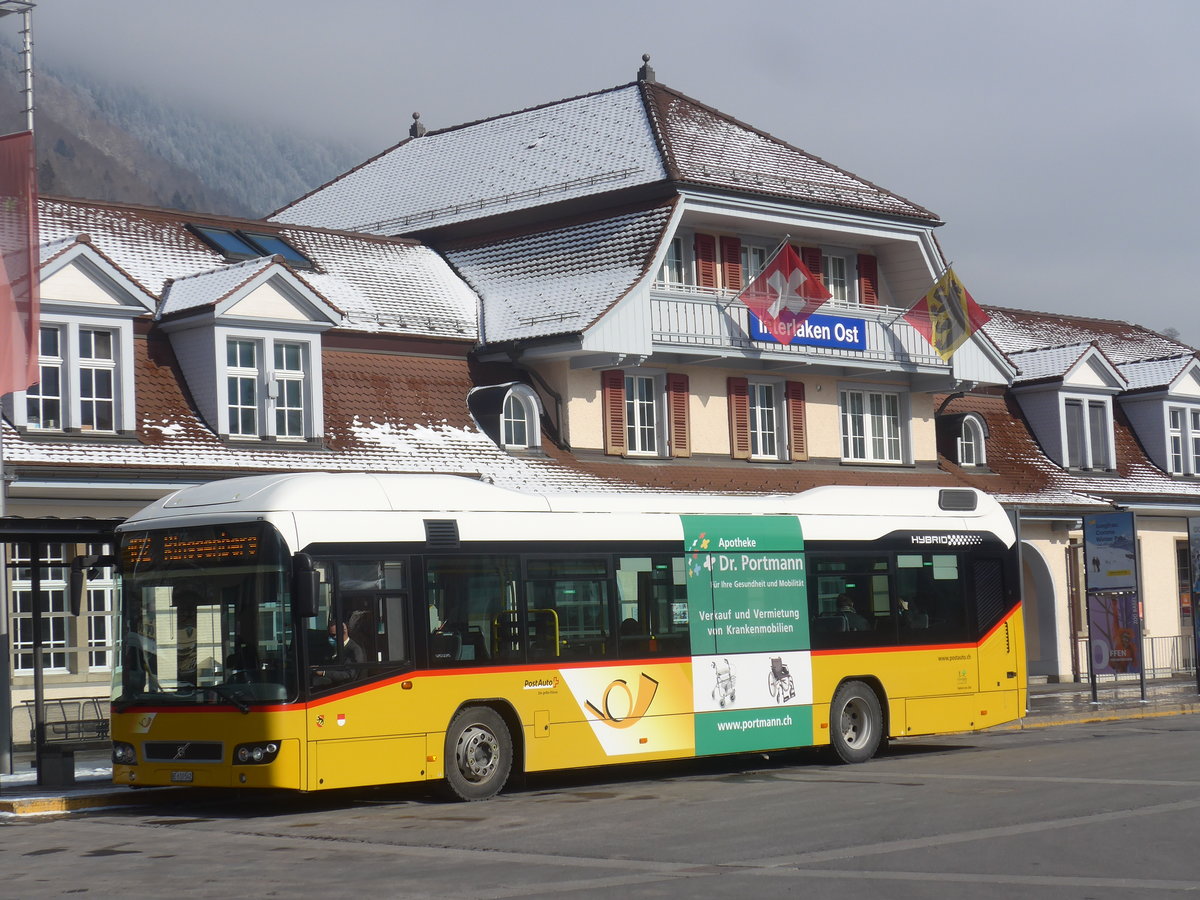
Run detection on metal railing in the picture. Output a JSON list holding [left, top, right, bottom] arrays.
[[649, 287, 946, 367], [1074, 633, 1197, 680]]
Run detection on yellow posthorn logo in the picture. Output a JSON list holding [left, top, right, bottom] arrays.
[[585, 673, 660, 729]]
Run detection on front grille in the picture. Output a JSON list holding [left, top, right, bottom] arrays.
[[143, 741, 224, 763]]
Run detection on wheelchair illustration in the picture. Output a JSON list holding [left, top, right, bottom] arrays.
[[711, 658, 736, 707], [767, 656, 795, 703]]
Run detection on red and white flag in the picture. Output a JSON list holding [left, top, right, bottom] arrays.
[[735, 242, 831, 344], [0, 130, 38, 397]]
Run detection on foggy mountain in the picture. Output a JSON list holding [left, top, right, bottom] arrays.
[[0, 43, 369, 218]]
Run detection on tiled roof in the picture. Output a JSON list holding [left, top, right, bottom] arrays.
[[643, 83, 936, 221], [1117, 355, 1197, 392], [274, 85, 667, 234], [272, 80, 938, 236], [939, 392, 1200, 508], [983, 305, 1193, 365], [2, 334, 628, 494], [1007, 343, 1095, 384], [39, 197, 479, 340], [443, 201, 675, 343], [158, 256, 278, 318]]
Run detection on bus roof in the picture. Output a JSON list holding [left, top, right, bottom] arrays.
[[121, 472, 1006, 526]]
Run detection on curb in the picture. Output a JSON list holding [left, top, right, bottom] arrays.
[[0, 786, 178, 816], [1000, 702, 1200, 731]]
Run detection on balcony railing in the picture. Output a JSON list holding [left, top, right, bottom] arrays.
[[649, 283, 946, 368]]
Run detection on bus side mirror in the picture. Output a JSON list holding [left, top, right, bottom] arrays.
[[294, 553, 320, 619], [68, 554, 113, 616]]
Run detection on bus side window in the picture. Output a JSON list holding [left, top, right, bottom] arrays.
[[808, 554, 896, 649], [426, 556, 522, 667], [526, 557, 612, 661], [615, 555, 689, 658], [897, 553, 969, 645]]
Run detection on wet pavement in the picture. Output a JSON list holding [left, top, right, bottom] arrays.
[[2, 675, 1198, 815]]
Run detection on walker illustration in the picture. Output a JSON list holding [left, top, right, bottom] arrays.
[[767, 656, 795, 703], [711, 658, 736, 707]]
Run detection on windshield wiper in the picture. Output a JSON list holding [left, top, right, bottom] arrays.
[[207, 683, 252, 714]]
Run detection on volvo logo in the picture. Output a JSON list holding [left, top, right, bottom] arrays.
[[173, 742, 191, 760]]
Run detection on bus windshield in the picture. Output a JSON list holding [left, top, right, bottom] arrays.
[[114, 521, 297, 710]]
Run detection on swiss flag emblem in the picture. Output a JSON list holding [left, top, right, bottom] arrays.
[[737, 244, 831, 344]]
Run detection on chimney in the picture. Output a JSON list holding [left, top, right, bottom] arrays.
[[637, 54, 655, 84], [409, 112, 427, 138]]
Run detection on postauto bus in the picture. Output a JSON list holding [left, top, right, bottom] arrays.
[[104, 472, 1024, 800]]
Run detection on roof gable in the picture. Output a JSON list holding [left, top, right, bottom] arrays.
[[159, 256, 341, 328], [1118, 354, 1200, 395], [40, 236, 157, 314]]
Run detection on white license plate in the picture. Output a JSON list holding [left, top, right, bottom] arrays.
[[170, 771, 194, 783]]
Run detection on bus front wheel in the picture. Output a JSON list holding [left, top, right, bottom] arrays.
[[443, 707, 513, 801], [829, 681, 882, 764]]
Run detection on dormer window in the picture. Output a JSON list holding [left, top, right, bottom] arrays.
[[188, 225, 313, 268], [1167, 406, 1200, 475], [1063, 396, 1113, 470], [957, 414, 988, 467], [221, 333, 316, 442], [502, 386, 541, 449]]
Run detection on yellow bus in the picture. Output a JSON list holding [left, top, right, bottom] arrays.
[[105, 473, 1024, 800]]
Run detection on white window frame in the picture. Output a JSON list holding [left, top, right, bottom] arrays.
[[12, 316, 134, 434], [748, 379, 785, 460], [1166, 404, 1200, 475], [957, 414, 988, 467], [9, 543, 70, 674], [1062, 394, 1114, 471], [741, 244, 770, 286], [219, 330, 320, 442], [501, 384, 541, 450], [840, 386, 907, 464], [624, 370, 667, 457], [657, 236, 686, 287], [821, 246, 859, 305]]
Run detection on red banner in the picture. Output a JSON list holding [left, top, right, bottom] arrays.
[[0, 131, 38, 397]]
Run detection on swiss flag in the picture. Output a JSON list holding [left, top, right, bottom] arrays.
[[735, 243, 831, 344]]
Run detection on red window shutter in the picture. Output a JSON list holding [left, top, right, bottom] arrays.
[[720, 236, 743, 291], [601, 370, 626, 456], [858, 253, 878, 306], [694, 233, 717, 289], [801, 246, 823, 286], [786, 380, 808, 461], [667, 373, 691, 458], [727, 376, 751, 460]]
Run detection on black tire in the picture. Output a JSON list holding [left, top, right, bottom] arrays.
[[829, 681, 883, 764], [442, 707, 513, 801]]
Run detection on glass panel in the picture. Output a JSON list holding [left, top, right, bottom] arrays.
[[527, 556, 611, 661], [615, 555, 689, 658], [502, 393, 528, 447], [193, 225, 260, 258], [425, 556, 523, 666], [896, 553, 968, 645], [1088, 401, 1109, 468], [1064, 400, 1085, 468], [242, 232, 311, 265], [808, 553, 894, 649]]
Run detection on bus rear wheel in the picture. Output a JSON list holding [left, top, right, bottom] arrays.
[[443, 707, 513, 801], [829, 681, 883, 764]]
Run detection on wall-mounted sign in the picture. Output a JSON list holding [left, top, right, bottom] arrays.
[[748, 312, 867, 351]]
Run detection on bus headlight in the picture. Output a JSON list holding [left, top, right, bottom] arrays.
[[233, 741, 280, 765], [112, 742, 137, 765]]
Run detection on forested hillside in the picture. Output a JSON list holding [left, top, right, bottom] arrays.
[[0, 43, 368, 217]]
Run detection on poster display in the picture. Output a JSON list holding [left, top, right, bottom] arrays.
[[1086, 591, 1141, 676], [1082, 512, 1138, 592], [682, 516, 813, 754]]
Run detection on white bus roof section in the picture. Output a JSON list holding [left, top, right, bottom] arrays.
[[123, 473, 1014, 546]]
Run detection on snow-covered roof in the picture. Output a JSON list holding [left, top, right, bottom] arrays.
[[159, 256, 278, 317], [273, 80, 937, 236], [39, 197, 480, 340], [983, 305, 1192, 365], [1117, 355, 1198, 392], [444, 201, 674, 343]]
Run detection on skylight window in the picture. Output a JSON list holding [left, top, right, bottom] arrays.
[[188, 225, 313, 268]]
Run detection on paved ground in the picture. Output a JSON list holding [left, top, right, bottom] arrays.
[[2, 675, 1197, 816]]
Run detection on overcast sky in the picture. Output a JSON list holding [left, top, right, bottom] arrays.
[[18, 0, 1200, 344]]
